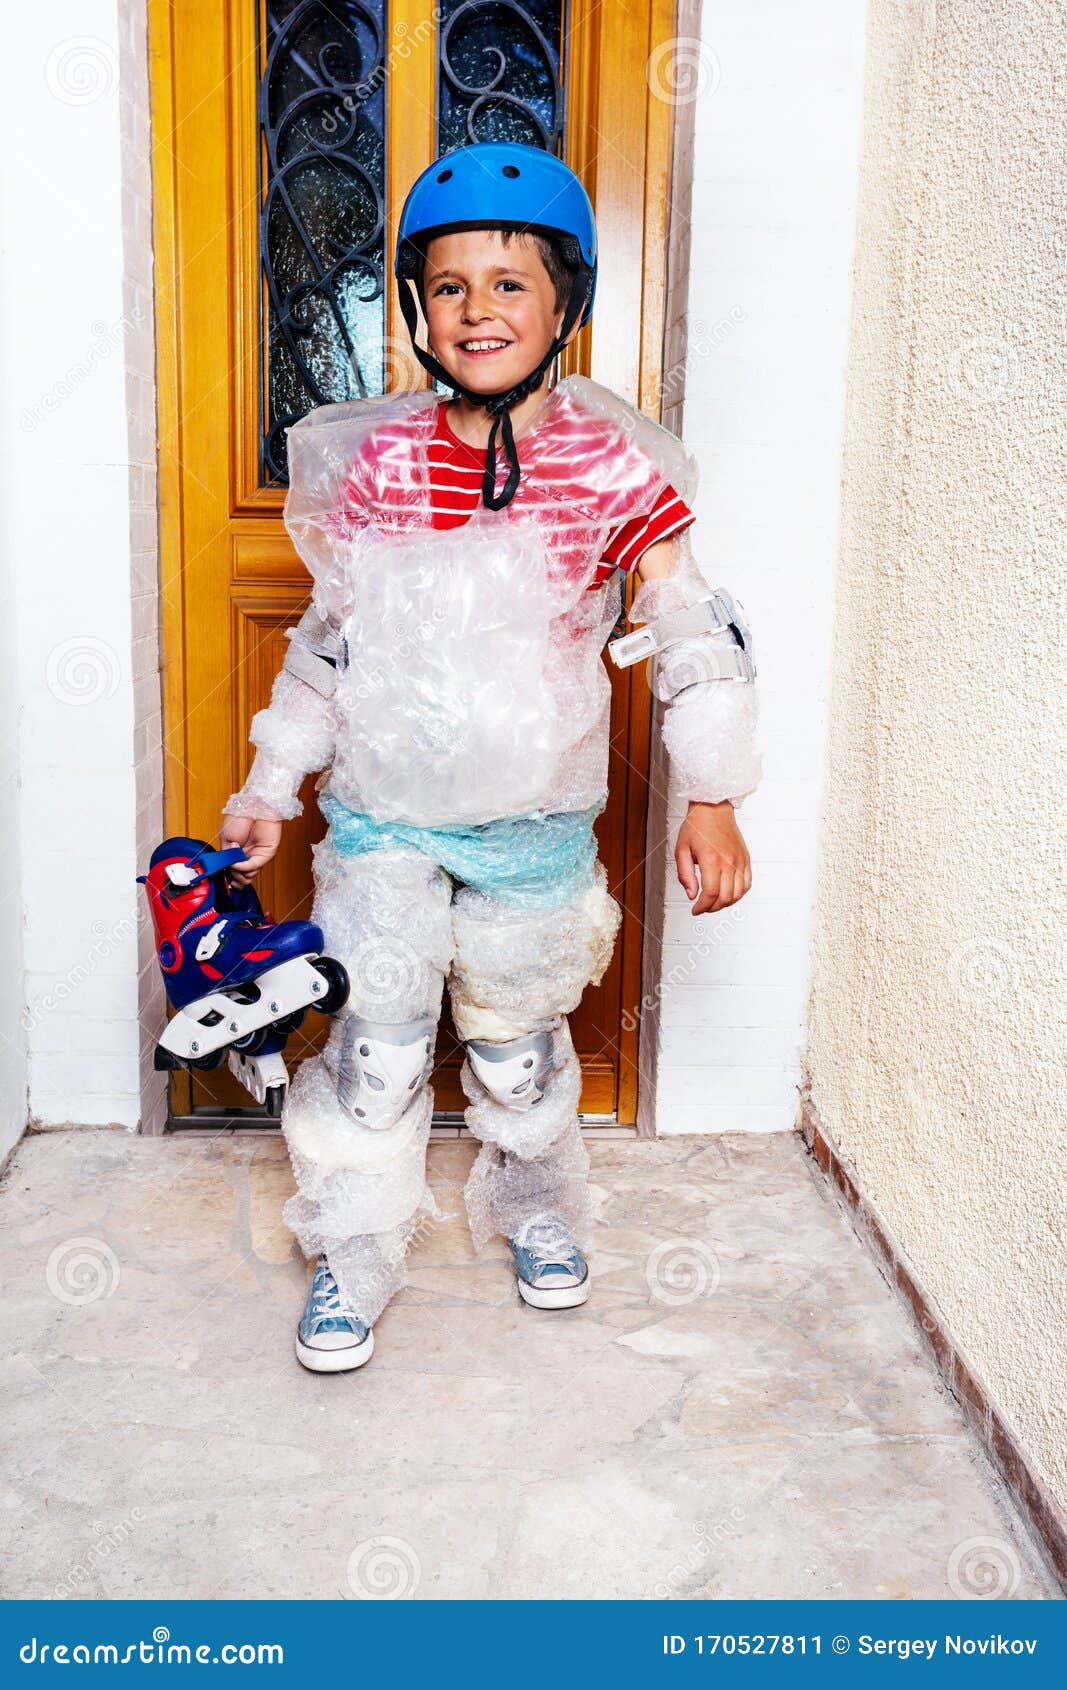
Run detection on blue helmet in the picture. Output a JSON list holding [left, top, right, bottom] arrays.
[[395, 142, 597, 324], [394, 142, 598, 510]]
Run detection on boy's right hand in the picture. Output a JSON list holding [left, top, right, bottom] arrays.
[[219, 815, 283, 886]]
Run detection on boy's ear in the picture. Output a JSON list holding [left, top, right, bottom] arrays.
[[556, 276, 591, 348], [558, 312, 584, 349]]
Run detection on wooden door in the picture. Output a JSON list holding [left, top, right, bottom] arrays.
[[149, 0, 674, 1124]]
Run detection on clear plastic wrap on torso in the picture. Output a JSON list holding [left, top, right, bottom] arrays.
[[281, 376, 697, 826]]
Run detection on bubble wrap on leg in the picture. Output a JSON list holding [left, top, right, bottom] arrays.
[[460, 1020, 594, 1252], [448, 865, 621, 1252], [309, 836, 455, 1023], [280, 839, 455, 1323], [448, 858, 621, 1042]]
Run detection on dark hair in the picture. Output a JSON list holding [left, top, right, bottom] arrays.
[[415, 227, 578, 313]]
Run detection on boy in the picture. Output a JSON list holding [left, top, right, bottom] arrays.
[[221, 143, 759, 1371]]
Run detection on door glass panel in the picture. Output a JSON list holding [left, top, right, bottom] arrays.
[[438, 0, 567, 152], [258, 0, 388, 483]]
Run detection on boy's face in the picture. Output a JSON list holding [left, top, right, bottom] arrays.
[[421, 228, 579, 394]]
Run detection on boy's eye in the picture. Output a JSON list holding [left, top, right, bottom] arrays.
[[431, 278, 524, 296]]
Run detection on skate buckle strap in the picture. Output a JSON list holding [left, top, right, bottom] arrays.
[[194, 918, 230, 962], [166, 847, 247, 890], [192, 910, 265, 962]]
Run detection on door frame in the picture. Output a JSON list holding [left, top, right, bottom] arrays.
[[147, 0, 677, 1126]]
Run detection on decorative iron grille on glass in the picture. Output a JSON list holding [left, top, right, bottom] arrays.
[[258, 0, 388, 484], [257, 0, 566, 485], [438, 0, 566, 152]]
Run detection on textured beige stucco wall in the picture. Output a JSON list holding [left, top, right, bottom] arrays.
[[806, 0, 1067, 1510]]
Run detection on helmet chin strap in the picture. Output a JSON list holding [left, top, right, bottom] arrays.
[[396, 268, 590, 510]]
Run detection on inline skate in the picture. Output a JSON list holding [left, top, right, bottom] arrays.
[[138, 837, 348, 1116]]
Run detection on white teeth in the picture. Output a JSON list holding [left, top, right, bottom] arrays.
[[461, 339, 508, 351]]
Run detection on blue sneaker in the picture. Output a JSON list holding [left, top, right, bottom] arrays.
[[508, 1212, 590, 1309], [295, 1256, 375, 1373]]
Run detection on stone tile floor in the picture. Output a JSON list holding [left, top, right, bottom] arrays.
[[0, 1128, 1058, 1600]]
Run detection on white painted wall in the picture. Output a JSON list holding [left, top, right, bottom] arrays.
[[638, 1, 869, 1133], [0, 0, 164, 1138], [0, 349, 27, 1163]]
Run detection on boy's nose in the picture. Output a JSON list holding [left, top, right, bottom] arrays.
[[461, 291, 495, 323]]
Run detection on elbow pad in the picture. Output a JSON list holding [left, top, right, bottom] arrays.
[[609, 535, 755, 692], [608, 588, 755, 694], [281, 605, 346, 699], [611, 541, 761, 805]]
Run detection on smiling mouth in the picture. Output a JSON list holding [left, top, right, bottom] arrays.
[[456, 338, 513, 355]]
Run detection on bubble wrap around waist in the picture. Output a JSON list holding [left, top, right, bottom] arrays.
[[317, 793, 604, 910]]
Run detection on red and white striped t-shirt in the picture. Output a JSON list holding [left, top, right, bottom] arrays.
[[332, 397, 694, 588]]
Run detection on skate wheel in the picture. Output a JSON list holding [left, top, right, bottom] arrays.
[[231, 1027, 268, 1055], [265, 1085, 285, 1119], [273, 1007, 306, 1036], [311, 956, 349, 1015], [191, 1048, 226, 1071]]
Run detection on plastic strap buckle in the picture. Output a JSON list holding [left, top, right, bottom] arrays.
[[166, 848, 246, 890], [282, 632, 340, 699], [607, 592, 749, 670], [670, 644, 756, 685]]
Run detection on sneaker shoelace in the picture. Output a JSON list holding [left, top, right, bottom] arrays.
[[514, 1214, 578, 1267], [309, 1264, 361, 1330]]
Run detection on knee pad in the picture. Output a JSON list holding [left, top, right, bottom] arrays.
[[331, 1015, 435, 1130], [465, 1029, 554, 1111]]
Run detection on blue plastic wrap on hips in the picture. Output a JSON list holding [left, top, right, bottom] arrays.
[[317, 793, 604, 910]]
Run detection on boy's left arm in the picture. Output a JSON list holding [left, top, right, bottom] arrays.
[[626, 536, 760, 916]]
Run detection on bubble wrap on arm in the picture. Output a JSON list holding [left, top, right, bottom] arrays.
[[629, 533, 762, 807], [223, 400, 397, 824], [223, 612, 339, 822]]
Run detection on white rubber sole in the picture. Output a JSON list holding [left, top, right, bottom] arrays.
[[516, 1273, 591, 1310], [295, 1326, 375, 1373]]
